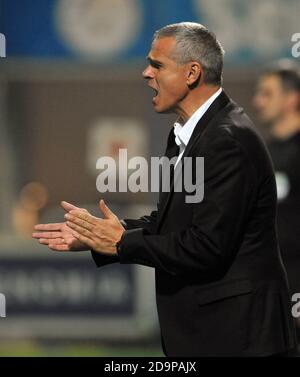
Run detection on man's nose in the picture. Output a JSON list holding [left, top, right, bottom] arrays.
[[142, 65, 154, 79]]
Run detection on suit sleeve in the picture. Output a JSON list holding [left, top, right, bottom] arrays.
[[91, 209, 158, 267], [116, 136, 258, 277]]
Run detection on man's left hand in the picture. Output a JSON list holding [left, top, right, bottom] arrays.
[[65, 199, 125, 256]]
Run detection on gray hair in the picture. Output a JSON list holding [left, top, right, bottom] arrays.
[[153, 22, 225, 86]]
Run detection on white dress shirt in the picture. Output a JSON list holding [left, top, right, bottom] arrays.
[[173, 88, 223, 168]]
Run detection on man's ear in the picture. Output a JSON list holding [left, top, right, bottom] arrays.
[[187, 62, 202, 88]]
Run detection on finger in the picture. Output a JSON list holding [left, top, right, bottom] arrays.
[[34, 223, 62, 231], [66, 227, 83, 239], [32, 233, 42, 239], [46, 237, 66, 245], [67, 210, 95, 223], [66, 221, 94, 238], [66, 211, 97, 227], [72, 231, 95, 249], [32, 231, 62, 239], [38, 238, 50, 245], [99, 199, 116, 219], [39, 237, 65, 245], [61, 201, 80, 212], [48, 244, 70, 252]]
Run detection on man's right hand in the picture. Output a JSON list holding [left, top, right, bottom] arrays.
[[32, 201, 90, 252]]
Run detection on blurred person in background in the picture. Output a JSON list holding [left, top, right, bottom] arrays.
[[253, 63, 300, 342], [33, 23, 297, 357]]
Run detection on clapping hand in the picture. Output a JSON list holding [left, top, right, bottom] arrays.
[[32, 201, 91, 252], [64, 200, 125, 256]]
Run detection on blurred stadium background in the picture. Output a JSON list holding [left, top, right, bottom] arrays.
[[0, 0, 299, 356]]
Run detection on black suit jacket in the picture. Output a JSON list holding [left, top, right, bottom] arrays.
[[92, 91, 297, 356]]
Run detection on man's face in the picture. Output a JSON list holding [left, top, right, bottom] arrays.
[[253, 75, 286, 123], [143, 37, 190, 114]]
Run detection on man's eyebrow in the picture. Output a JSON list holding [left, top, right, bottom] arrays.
[[147, 56, 163, 66]]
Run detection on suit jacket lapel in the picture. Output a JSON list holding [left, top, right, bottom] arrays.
[[157, 90, 231, 230], [158, 130, 179, 206]]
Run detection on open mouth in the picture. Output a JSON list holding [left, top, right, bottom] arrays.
[[152, 88, 159, 99]]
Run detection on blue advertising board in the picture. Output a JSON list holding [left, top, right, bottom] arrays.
[[1, 0, 299, 63]]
